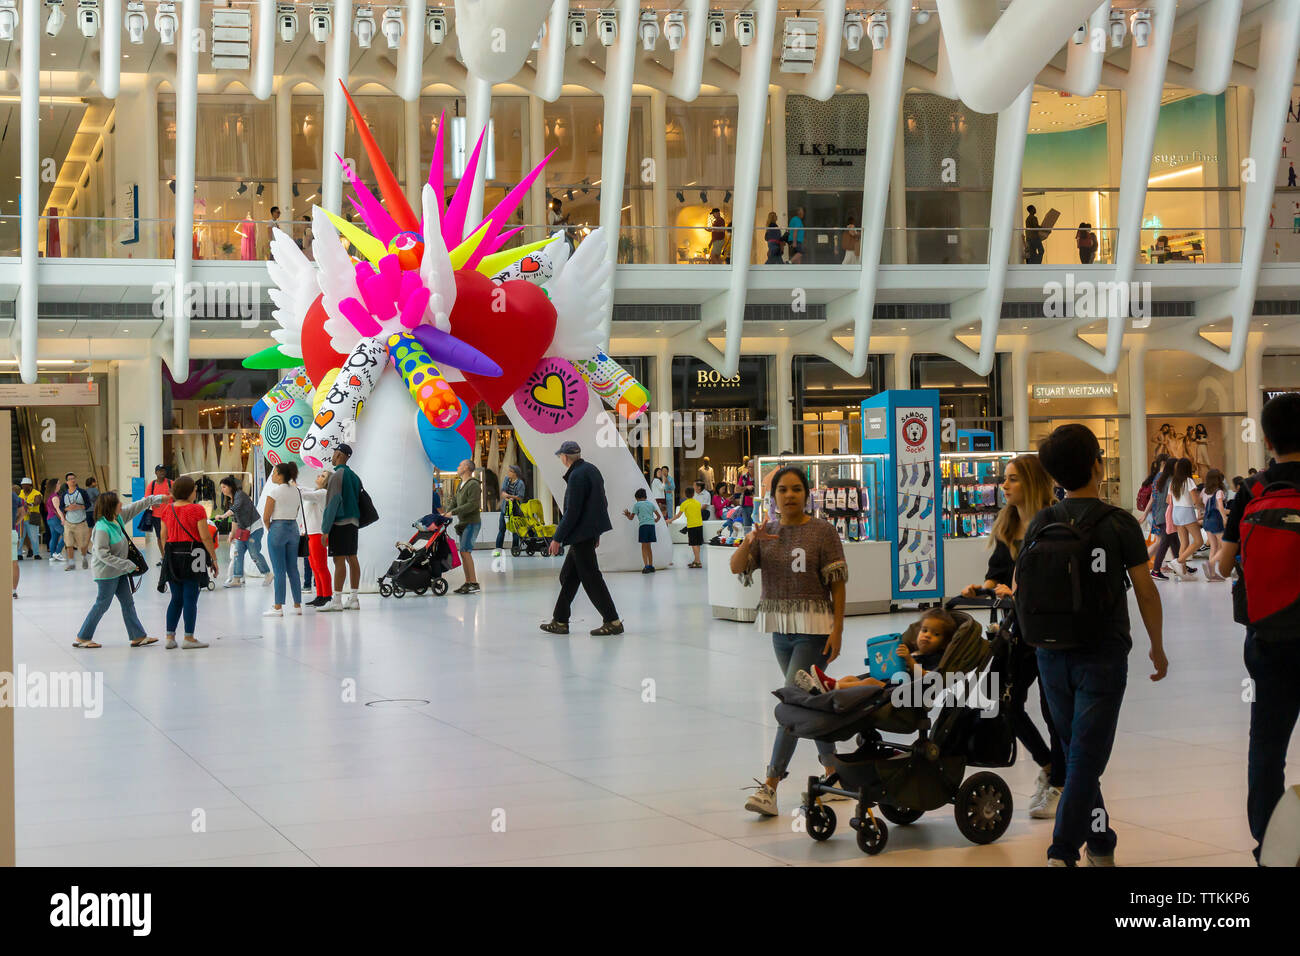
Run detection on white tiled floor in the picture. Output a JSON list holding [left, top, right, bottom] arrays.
[[9, 545, 1290, 866]]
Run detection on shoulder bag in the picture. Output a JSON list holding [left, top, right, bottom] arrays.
[[297, 489, 310, 558], [115, 518, 151, 593]]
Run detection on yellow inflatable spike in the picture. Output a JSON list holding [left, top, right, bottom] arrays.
[[476, 236, 561, 278], [449, 221, 493, 271], [312, 368, 341, 417], [323, 209, 387, 265]]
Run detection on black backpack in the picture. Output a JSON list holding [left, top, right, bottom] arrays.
[[1013, 501, 1126, 650]]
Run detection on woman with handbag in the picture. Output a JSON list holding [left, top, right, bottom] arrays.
[[73, 490, 169, 648], [261, 462, 304, 617], [217, 476, 272, 588], [159, 476, 218, 649]]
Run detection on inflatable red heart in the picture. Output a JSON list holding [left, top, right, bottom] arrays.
[[520, 256, 540, 274], [301, 295, 348, 388], [449, 271, 557, 410]]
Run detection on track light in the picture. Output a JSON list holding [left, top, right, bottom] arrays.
[[381, 7, 402, 49], [597, 8, 617, 46], [236, 181, 248, 196], [843, 11, 862, 52], [724, 189, 731, 203], [734, 11, 754, 46], [427, 7, 446, 45], [309, 4, 331, 42], [1130, 9, 1151, 48], [663, 11, 683, 50], [699, 190, 708, 203], [125, 0, 146, 44], [292, 182, 300, 197], [568, 10, 585, 46], [255, 183, 265, 197], [867, 12, 889, 51], [1108, 9, 1126, 48], [0, 0, 16, 41], [675, 190, 685, 203], [168, 179, 176, 194], [45, 0, 64, 37], [707, 8, 724, 46], [277, 3, 296, 42], [915, 8, 930, 24], [154, 1, 176, 45], [638, 9, 658, 51], [77, 0, 96, 37], [354, 5, 375, 48], [566, 189, 574, 202]]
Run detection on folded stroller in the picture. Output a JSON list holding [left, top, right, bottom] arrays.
[[378, 522, 454, 598], [505, 499, 558, 556], [774, 593, 1018, 855]]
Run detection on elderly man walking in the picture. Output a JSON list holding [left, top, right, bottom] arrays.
[[540, 441, 623, 636]]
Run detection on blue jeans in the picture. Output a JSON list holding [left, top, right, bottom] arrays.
[[267, 519, 302, 606], [21, 521, 40, 556], [767, 632, 837, 780], [78, 576, 147, 642], [495, 509, 519, 550], [1037, 647, 1128, 864], [166, 578, 200, 636], [47, 515, 63, 553], [740, 504, 753, 530], [231, 527, 270, 579], [1243, 630, 1300, 863]]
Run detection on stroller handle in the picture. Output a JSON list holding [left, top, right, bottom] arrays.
[[945, 589, 1014, 611]]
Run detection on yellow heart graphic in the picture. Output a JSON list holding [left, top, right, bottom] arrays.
[[531, 373, 567, 409]]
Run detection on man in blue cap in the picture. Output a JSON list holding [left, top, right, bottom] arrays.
[[540, 440, 623, 636]]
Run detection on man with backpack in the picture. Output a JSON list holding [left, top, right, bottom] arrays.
[[320, 444, 364, 612], [1216, 391, 1300, 864], [1015, 424, 1167, 866]]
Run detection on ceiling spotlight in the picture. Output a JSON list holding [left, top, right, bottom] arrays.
[[597, 8, 617, 46], [154, 1, 176, 45], [699, 190, 708, 203], [675, 190, 685, 203], [354, 5, 375, 48], [277, 3, 297, 42], [255, 182, 265, 196], [663, 10, 683, 50], [638, 9, 659, 50], [168, 179, 176, 194], [781, 15, 817, 73], [734, 11, 754, 46], [292, 182, 300, 197], [125, 0, 145, 44], [309, 4, 331, 43], [843, 11, 862, 52], [867, 12, 889, 51], [915, 8, 930, 24], [566, 188, 574, 202], [77, 0, 96, 37], [236, 181, 248, 196], [568, 10, 586, 46], [427, 7, 446, 45], [1130, 9, 1151, 48], [45, 0, 64, 37], [707, 8, 724, 46], [381, 7, 402, 49], [0, 0, 17, 41], [1108, 9, 1126, 48]]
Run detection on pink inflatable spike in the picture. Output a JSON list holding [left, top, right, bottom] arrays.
[[340, 297, 383, 337], [463, 150, 556, 270], [336, 153, 400, 245], [354, 260, 376, 284], [427, 111, 446, 221], [441, 125, 488, 249], [358, 271, 398, 321], [398, 270, 423, 298], [378, 253, 402, 288], [398, 286, 431, 330]]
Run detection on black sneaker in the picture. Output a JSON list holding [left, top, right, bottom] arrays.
[[590, 620, 624, 636], [539, 620, 570, 634], [641, 566, 652, 574], [453, 582, 473, 594], [310, 595, 331, 607]]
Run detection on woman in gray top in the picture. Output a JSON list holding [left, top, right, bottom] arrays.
[[493, 465, 527, 556], [218, 476, 271, 587], [74, 491, 168, 647]]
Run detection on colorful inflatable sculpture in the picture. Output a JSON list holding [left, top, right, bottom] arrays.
[[243, 83, 663, 578]]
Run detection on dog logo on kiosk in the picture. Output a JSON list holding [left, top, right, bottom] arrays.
[[900, 412, 929, 451]]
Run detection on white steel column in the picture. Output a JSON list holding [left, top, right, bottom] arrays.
[[1121, 343, 1144, 507], [597, 0, 639, 343], [652, 343, 673, 474], [1244, 333, 1266, 469], [650, 91, 670, 265], [1010, 342, 1030, 452], [720, 0, 778, 376], [404, 96, 421, 211], [890, 108, 907, 264], [769, 88, 788, 236], [99, 0, 123, 98], [170, 0, 200, 383], [527, 94, 547, 241], [251, 0, 277, 99], [322, 0, 354, 216], [17, 0, 39, 383], [776, 347, 794, 454], [276, 79, 295, 225], [395, 0, 427, 101], [464, 73, 492, 237]]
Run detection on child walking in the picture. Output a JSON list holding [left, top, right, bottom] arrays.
[[622, 488, 662, 573]]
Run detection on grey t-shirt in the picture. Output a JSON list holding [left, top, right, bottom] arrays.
[[62, 488, 89, 524]]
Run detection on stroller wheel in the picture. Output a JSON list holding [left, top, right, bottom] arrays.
[[379, 583, 393, 597], [855, 814, 888, 855], [414, 587, 428, 596], [805, 804, 837, 842], [432, 578, 448, 596], [392, 586, 406, 599], [511, 543, 522, 557], [954, 771, 1013, 845], [879, 804, 925, 827]]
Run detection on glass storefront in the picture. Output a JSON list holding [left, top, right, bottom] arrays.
[[1144, 350, 1243, 480], [1026, 353, 1123, 503], [671, 356, 773, 493], [792, 354, 884, 454], [911, 354, 1006, 451]]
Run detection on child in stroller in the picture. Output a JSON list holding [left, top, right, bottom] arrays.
[[378, 518, 455, 598], [771, 594, 1018, 855], [796, 609, 956, 693]]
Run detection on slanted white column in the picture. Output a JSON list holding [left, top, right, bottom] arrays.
[[464, 73, 493, 237], [170, 0, 201, 383], [321, 0, 354, 216], [17, 0, 39, 383], [597, 0, 639, 341], [527, 94, 547, 242], [1244, 333, 1266, 469]]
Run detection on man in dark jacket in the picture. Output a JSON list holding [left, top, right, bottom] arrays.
[[541, 441, 623, 636]]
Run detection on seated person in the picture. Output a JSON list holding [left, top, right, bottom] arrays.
[[719, 493, 745, 537], [795, 609, 956, 694]]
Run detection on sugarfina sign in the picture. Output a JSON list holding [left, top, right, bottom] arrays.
[[796, 143, 865, 167], [1033, 383, 1116, 400]]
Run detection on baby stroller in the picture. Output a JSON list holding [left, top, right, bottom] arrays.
[[378, 522, 454, 598], [773, 592, 1018, 855], [507, 498, 557, 556]]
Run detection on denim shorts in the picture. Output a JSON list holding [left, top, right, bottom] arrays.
[[1172, 505, 1198, 527], [458, 522, 480, 552]]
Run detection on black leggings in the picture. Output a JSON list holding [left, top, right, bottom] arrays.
[[1152, 528, 1177, 568], [1008, 638, 1066, 787]]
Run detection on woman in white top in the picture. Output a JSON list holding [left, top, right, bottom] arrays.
[[649, 470, 666, 516], [261, 462, 303, 616], [301, 472, 331, 607], [1168, 457, 1203, 578]]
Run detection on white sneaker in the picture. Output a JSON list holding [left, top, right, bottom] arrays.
[[262, 572, 274, 587], [344, 595, 361, 610], [292, 606, 303, 615], [262, 607, 283, 617], [744, 781, 778, 817], [319, 600, 343, 613], [1085, 848, 1116, 866], [1028, 766, 1050, 811], [223, 578, 244, 589], [1030, 786, 1061, 819], [81, 556, 88, 569], [64, 562, 75, 571]]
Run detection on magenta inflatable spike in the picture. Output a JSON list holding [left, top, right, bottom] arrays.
[[398, 286, 431, 329], [340, 297, 382, 336]]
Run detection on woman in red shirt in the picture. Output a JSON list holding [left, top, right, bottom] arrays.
[[145, 465, 172, 559], [159, 476, 218, 649]]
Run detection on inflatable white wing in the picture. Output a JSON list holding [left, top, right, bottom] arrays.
[[543, 226, 612, 360], [265, 228, 318, 358]]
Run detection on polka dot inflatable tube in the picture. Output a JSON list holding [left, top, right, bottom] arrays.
[[386, 332, 464, 429]]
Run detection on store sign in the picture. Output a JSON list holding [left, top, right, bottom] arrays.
[[795, 142, 865, 167], [1032, 383, 1115, 400], [0, 382, 99, 406], [695, 369, 742, 388], [863, 408, 887, 442], [1264, 389, 1299, 403]]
